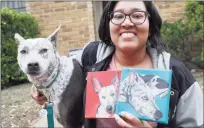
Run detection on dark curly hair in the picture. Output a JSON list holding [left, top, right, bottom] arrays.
[[98, 1, 166, 52]]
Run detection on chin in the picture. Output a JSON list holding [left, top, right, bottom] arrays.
[[27, 71, 43, 81], [121, 42, 145, 52], [27, 75, 36, 83], [120, 45, 139, 52]]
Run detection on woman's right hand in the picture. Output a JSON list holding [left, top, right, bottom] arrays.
[[30, 85, 47, 105]]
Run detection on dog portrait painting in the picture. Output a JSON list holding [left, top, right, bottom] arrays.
[[85, 71, 121, 118], [116, 68, 172, 124]]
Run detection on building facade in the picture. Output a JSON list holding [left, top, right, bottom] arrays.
[[24, 2, 185, 55]]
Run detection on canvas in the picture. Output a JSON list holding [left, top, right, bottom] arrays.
[[85, 71, 121, 118], [85, 68, 172, 124], [116, 68, 172, 124]]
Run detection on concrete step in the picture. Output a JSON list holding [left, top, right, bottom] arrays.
[[30, 117, 63, 128]]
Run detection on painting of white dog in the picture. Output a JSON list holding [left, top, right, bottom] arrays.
[[117, 68, 172, 124], [85, 71, 121, 118]]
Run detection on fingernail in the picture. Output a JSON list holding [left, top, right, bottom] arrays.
[[120, 111, 126, 116], [120, 111, 135, 119], [113, 114, 120, 120]]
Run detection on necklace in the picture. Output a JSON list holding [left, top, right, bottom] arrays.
[[111, 55, 120, 94], [113, 54, 121, 72], [113, 55, 122, 92], [113, 54, 122, 71]]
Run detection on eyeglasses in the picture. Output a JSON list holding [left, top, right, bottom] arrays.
[[109, 11, 150, 25]]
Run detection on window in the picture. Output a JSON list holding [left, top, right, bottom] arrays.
[[1, 1, 26, 12]]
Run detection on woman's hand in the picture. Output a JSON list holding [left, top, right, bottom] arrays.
[[30, 85, 47, 105], [114, 111, 152, 128]]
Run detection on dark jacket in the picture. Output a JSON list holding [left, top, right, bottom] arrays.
[[75, 41, 203, 128]]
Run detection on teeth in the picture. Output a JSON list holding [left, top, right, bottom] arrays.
[[121, 33, 135, 38]]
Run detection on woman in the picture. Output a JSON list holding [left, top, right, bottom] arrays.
[[31, 1, 203, 128]]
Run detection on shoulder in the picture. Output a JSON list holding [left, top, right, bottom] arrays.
[[81, 41, 101, 68], [81, 41, 114, 67], [170, 58, 196, 94], [170, 58, 196, 84], [82, 41, 101, 58]]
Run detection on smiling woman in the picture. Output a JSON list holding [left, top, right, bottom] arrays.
[[30, 1, 203, 128], [109, 2, 150, 67]]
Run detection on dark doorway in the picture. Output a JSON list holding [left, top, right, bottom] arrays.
[[102, 1, 109, 9]]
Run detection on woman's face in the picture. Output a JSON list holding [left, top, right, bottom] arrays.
[[109, 1, 149, 54]]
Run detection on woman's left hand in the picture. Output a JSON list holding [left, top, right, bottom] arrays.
[[114, 111, 152, 128]]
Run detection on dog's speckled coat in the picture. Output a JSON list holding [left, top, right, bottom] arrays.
[[15, 26, 85, 127]]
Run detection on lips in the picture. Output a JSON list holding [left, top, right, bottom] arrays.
[[120, 32, 136, 39], [27, 71, 41, 76], [107, 111, 114, 115], [121, 33, 135, 38]]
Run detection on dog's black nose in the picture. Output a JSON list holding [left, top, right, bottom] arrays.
[[28, 62, 39, 69], [106, 106, 112, 111], [154, 110, 163, 120]]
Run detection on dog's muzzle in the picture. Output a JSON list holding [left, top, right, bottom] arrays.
[[27, 62, 40, 75]]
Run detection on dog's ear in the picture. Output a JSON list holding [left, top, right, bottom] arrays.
[[147, 76, 169, 98], [128, 70, 136, 84], [128, 70, 145, 85], [47, 25, 61, 47], [14, 33, 25, 44], [91, 77, 102, 93], [111, 74, 120, 88]]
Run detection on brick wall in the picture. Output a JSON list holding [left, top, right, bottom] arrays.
[[26, 2, 185, 55], [154, 1, 185, 22], [26, 2, 95, 55]]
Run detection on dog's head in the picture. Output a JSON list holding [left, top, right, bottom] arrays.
[[91, 75, 119, 115], [15, 25, 61, 83], [127, 70, 169, 121]]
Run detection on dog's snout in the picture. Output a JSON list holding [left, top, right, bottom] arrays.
[[28, 62, 39, 68], [27, 62, 40, 71], [106, 106, 112, 111], [154, 110, 163, 120], [27, 62, 40, 75]]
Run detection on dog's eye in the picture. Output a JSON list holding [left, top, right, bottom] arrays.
[[141, 96, 149, 101], [20, 50, 27, 54], [111, 93, 115, 96], [40, 48, 48, 54]]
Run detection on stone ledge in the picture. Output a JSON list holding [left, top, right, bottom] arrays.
[[30, 117, 63, 128]]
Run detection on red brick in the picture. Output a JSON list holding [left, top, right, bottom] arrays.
[[65, 6, 76, 10], [61, 25, 68, 28], [62, 36, 71, 41], [44, 9, 53, 13], [171, 12, 183, 17], [69, 41, 77, 44], [167, 18, 177, 22], [55, 8, 65, 12], [77, 4, 87, 9]]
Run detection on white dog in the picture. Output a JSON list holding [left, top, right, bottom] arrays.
[[119, 70, 169, 121], [91, 75, 119, 118], [15, 25, 85, 127]]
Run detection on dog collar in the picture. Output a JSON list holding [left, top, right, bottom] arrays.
[[44, 67, 60, 89], [35, 57, 60, 89]]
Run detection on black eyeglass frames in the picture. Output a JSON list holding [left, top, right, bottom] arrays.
[[109, 11, 150, 25]]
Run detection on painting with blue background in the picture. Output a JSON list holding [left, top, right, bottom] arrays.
[[116, 68, 172, 124]]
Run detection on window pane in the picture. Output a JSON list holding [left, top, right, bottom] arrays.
[[1, 1, 26, 12]]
